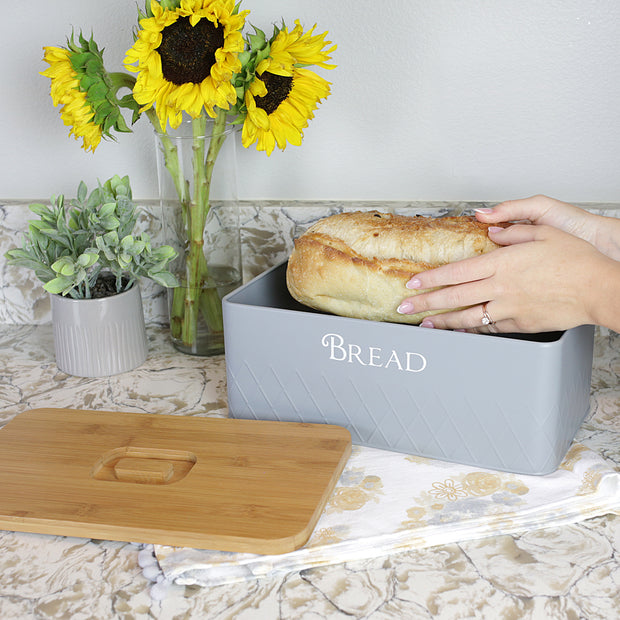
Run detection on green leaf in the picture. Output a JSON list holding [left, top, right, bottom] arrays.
[[120, 234, 135, 251], [149, 271, 180, 288], [255, 47, 271, 64], [131, 239, 146, 255], [4, 251, 52, 277], [151, 245, 178, 261], [51, 257, 75, 276], [44, 276, 74, 295], [103, 230, 119, 245], [77, 250, 99, 268], [86, 187, 104, 209], [237, 51, 251, 65], [69, 52, 91, 71], [98, 202, 117, 217], [159, 0, 182, 9], [95, 235, 117, 261], [87, 81, 108, 101], [29, 203, 52, 218], [99, 215, 120, 230], [113, 113, 131, 134], [77, 182, 88, 203], [248, 28, 267, 50]]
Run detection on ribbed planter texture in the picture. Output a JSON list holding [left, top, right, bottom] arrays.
[[50, 284, 148, 377]]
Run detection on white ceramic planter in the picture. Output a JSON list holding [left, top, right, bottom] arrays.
[[50, 284, 148, 377]]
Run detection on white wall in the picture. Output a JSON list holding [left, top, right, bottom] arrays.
[[2, 0, 620, 202]]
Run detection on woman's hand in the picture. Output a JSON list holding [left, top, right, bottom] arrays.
[[475, 195, 620, 261], [396, 199, 620, 333]]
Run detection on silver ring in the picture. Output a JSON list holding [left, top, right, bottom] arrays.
[[481, 302, 494, 326]]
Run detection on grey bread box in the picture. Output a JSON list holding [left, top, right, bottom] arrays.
[[223, 262, 595, 475]]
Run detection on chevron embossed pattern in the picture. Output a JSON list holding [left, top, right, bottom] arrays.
[[228, 330, 592, 476], [224, 266, 594, 475]]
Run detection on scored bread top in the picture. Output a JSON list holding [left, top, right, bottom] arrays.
[[303, 210, 499, 265]]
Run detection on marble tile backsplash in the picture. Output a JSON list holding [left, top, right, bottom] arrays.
[[2, 200, 619, 325]]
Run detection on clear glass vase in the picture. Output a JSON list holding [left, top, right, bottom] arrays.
[[155, 115, 242, 356]]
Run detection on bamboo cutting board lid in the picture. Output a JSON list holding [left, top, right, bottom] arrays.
[[0, 408, 351, 554]]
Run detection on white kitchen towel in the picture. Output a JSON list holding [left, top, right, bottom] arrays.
[[153, 443, 620, 587]]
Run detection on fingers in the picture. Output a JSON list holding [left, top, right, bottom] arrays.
[[487, 222, 545, 246], [405, 253, 495, 291], [403, 224, 542, 295], [398, 277, 491, 318], [415, 302, 515, 334], [474, 195, 559, 225], [419, 305, 494, 331], [400, 249, 503, 320]]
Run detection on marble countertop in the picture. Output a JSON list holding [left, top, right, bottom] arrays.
[[0, 323, 618, 620]]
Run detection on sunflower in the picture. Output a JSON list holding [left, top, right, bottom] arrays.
[[124, 0, 248, 131], [41, 35, 131, 152], [241, 21, 336, 155]]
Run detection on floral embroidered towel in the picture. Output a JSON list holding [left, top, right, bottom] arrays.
[[153, 443, 620, 587]]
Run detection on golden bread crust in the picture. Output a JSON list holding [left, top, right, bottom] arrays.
[[286, 211, 501, 324]]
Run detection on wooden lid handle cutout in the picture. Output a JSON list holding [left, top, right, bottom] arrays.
[[92, 447, 197, 485], [113, 457, 174, 484]]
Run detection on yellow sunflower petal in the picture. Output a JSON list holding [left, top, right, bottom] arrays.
[[124, 0, 248, 131], [41, 45, 104, 152], [241, 117, 258, 147], [241, 20, 335, 154], [257, 128, 276, 155], [270, 114, 302, 150]]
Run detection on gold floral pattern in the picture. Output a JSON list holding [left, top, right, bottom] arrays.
[[404, 454, 430, 465], [152, 439, 619, 588], [398, 506, 428, 531], [502, 480, 529, 496], [406, 506, 426, 522], [577, 469, 604, 496], [325, 473, 384, 514], [311, 526, 344, 546], [463, 472, 502, 496], [559, 444, 590, 471], [395, 468, 537, 531], [429, 479, 468, 501], [329, 487, 371, 512]]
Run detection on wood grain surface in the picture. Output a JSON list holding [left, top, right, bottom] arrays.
[[0, 408, 351, 553]]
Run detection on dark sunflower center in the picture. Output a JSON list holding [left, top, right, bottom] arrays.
[[255, 72, 293, 115], [158, 16, 224, 85]]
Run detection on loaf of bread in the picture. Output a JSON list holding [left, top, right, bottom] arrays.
[[286, 210, 501, 324]]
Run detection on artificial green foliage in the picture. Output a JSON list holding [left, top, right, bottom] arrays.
[[5, 175, 179, 299]]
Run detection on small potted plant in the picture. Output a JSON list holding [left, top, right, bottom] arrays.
[[5, 174, 178, 377]]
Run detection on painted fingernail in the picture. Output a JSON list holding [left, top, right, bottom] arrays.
[[488, 226, 504, 233], [474, 207, 493, 214], [397, 301, 414, 314], [420, 318, 434, 328], [406, 277, 422, 289]]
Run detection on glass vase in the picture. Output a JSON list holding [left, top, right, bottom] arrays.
[[155, 115, 242, 356]]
